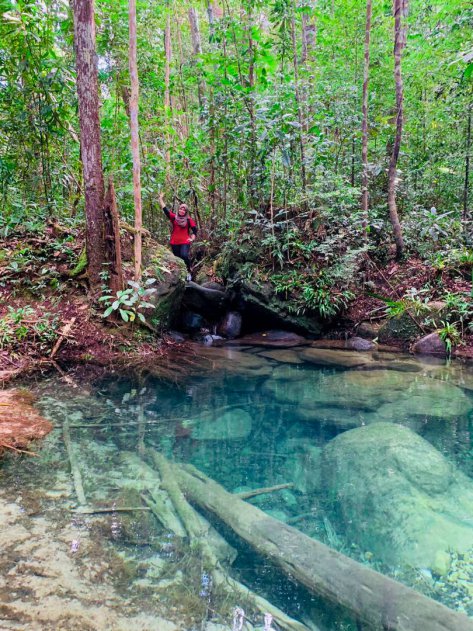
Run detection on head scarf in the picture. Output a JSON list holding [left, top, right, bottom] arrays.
[[175, 204, 189, 228]]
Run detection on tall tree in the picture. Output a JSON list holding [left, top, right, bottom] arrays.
[[301, 1, 316, 64], [188, 7, 205, 111], [463, 104, 472, 235], [164, 12, 172, 184], [387, 0, 407, 258], [361, 0, 372, 232], [128, 0, 143, 280], [290, 0, 307, 195], [71, 0, 106, 289]]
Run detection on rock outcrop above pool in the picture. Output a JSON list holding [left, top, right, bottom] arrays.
[[143, 243, 187, 329], [322, 423, 473, 574]]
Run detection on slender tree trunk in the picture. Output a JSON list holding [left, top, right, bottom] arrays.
[[175, 17, 189, 139], [128, 0, 142, 280], [463, 105, 471, 232], [361, 0, 372, 233], [71, 0, 106, 289], [188, 7, 205, 112], [291, 0, 307, 195], [387, 0, 407, 259], [246, 3, 258, 208], [164, 13, 172, 184], [301, 2, 317, 64], [103, 177, 124, 294]]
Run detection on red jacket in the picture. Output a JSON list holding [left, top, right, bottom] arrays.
[[164, 207, 197, 245]]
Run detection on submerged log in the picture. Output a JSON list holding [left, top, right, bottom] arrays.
[[174, 463, 473, 631], [146, 451, 309, 631]]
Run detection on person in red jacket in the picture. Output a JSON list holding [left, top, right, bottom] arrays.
[[159, 192, 197, 281]]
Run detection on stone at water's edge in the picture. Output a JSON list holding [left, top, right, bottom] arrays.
[[300, 347, 374, 368], [345, 336, 376, 351], [412, 332, 447, 357], [217, 311, 242, 339], [356, 321, 381, 340], [142, 243, 187, 329], [0, 389, 52, 452], [378, 312, 422, 345], [227, 330, 310, 348], [258, 348, 304, 363], [322, 423, 473, 574]]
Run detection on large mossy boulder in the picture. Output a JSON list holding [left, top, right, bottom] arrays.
[[142, 243, 187, 329], [233, 278, 324, 337], [378, 313, 422, 345], [321, 423, 473, 573]]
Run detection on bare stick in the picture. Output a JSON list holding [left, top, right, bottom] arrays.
[[71, 506, 151, 515], [50, 317, 76, 359], [63, 415, 87, 506], [236, 483, 294, 499]]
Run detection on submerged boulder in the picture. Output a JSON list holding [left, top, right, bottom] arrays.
[[321, 423, 473, 573], [264, 368, 472, 427], [300, 348, 374, 368], [257, 348, 304, 364], [191, 408, 252, 441]]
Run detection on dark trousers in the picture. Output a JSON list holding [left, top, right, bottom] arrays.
[[171, 243, 191, 271]]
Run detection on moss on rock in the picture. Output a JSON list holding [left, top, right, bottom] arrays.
[[143, 242, 187, 329]]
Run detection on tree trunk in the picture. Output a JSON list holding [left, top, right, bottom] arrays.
[[361, 0, 372, 233], [387, 0, 407, 259], [164, 13, 172, 184], [71, 0, 106, 289], [128, 0, 143, 281], [188, 7, 205, 112], [301, 2, 317, 64], [463, 105, 471, 234], [103, 177, 123, 295], [291, 0, 307, 195], [174, 462, 473, 631]]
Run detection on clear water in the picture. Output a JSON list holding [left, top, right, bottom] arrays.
[[1, 346, 473, 630]]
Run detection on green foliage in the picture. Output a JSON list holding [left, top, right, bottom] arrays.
[[0, 306, 59, 351], [438, 321, 462, 357], [273, 270, 354, 319], [99, 279, 157, 324]]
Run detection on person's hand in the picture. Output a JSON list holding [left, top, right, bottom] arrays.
[[158, 191, 165, 208], [189, 234, 196, 243]]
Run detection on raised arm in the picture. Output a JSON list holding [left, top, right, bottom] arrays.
[[158, 191, 171, 218]]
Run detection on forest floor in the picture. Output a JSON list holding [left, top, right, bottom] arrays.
[[1, 227, 472, 388], [0, 225, 177, 385]]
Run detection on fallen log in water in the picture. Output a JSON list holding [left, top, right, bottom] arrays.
[[146, 451, 311, 631], [173, 462, 473, 631]]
